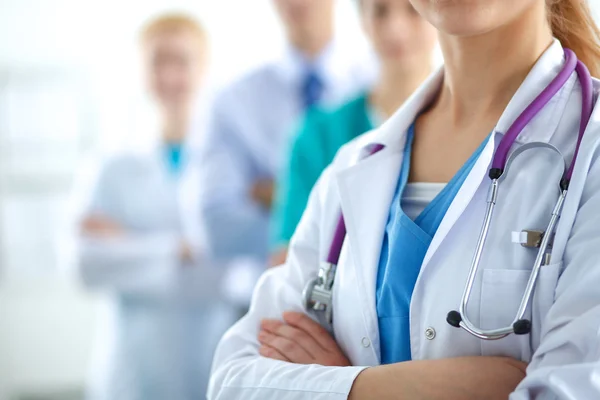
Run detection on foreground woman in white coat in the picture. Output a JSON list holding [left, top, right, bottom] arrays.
[[209, 0, 600, 398], [76, 15, 235, 400]]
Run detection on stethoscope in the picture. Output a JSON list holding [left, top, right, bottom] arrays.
[[302, 48, 595, 339]]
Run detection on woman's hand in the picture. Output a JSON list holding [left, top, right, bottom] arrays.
[[250, 178, 274, 210], [258, 311, 351, 366], [81, 215, 124, 237], [178, 240, 194, 264], [269, 247, 288, 267]]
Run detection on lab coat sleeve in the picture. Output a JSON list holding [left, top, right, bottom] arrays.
[[198, 94, 269, 261], [208, 167, 368, 400], [271, 112, 326, 247], [510, 135, 600, 399]]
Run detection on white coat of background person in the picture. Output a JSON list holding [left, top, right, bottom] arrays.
[[199, 0, 377, 300], [74, 15, 235, 400], [209, 0, 600, 399]]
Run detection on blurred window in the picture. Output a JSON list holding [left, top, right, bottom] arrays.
[[0, 69, 94, 278]]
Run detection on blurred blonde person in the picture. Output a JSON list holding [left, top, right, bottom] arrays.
[[75, 14, 234, 400]]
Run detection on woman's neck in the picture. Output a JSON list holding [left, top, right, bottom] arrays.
[[436, 1, 553, 128], [370, 63, 432, 119], [292, 29, 334, 61], [161, 114, 188, 144]]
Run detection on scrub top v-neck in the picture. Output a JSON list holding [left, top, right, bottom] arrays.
[[164, 142, 185, 176], [375, 123, 489, 364]]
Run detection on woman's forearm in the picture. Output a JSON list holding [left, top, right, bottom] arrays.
[[349, 356, 527, 400]]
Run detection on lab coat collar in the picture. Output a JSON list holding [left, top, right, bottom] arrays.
[[367, 39, 573, 151], [135, 137, 194, 181], [495, 39, 574, 144], [361, 69, 444, 153], [336, 150, 403, 362], [144, 126, 199, 158]]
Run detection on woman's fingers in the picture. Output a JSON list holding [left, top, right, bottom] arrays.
[[282, 312, 351, 366], [261, 319, 322, 359], [259, 313, 352, 367], [258, 328, 314, 364], [282, 312, 340, 351], [81, 215, 124, 237], [258, 343, 290, 362]]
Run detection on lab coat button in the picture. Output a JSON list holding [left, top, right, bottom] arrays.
[[361, 337, 371, 348], [425, 327, 436, 340]]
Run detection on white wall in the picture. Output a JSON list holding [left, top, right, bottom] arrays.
[[0, 0, 366, 150]]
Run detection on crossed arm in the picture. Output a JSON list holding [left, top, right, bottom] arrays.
[[258, 311, 527, 400], [255, 166, 526, 399]]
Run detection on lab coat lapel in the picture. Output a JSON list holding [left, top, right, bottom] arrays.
[[336, 149, 403, 363], [337, 148, 403, 316], [335, 71, 444, 344]]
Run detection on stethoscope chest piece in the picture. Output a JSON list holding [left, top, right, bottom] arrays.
[[301, 276, 320, 310], [302, 262, 337, 331]]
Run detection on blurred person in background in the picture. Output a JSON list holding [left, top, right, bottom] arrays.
[[199, 0, 376, 302], [270, 0, 437, 264], [74, 14, 235, 400]]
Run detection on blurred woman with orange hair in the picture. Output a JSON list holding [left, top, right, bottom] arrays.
[[75, 14, 233, 400]]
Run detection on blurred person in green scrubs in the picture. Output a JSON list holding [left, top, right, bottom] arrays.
[[270, 0, 438, 264]]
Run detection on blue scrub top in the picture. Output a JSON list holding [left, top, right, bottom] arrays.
[[375, 124, 489, 364], [164, 142, 184, 175]]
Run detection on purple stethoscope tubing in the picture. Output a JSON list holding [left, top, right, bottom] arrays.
[[327, 48, 593, 268], [447, 49, 594, 339], [491, 48, 593, 184]]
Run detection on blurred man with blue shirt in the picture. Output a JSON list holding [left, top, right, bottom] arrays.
[[199, 0, 375, 294]]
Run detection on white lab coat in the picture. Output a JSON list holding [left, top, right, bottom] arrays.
[[75, 147, 237, 400], [209, 40, 600, 399]]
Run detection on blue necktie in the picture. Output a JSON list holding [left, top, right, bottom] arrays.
[[301, 68, 324, 109]]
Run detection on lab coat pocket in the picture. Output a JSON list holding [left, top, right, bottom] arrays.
[[531, 261, 562, 351], [479, 263, 562, 361], [480, 269, 531, 361]]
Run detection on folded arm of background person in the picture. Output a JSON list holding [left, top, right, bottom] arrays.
[[73, 159, 194, 295], [77, 223, 187, 294]]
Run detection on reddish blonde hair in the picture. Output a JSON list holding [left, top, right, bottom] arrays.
[[547, 0, 600, 77], [140, 13, 207, 45]]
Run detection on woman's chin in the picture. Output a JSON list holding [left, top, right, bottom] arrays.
[[430, 13, 496, 38]]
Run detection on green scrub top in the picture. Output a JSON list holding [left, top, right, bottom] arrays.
[[271, 93, 376, 247]]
